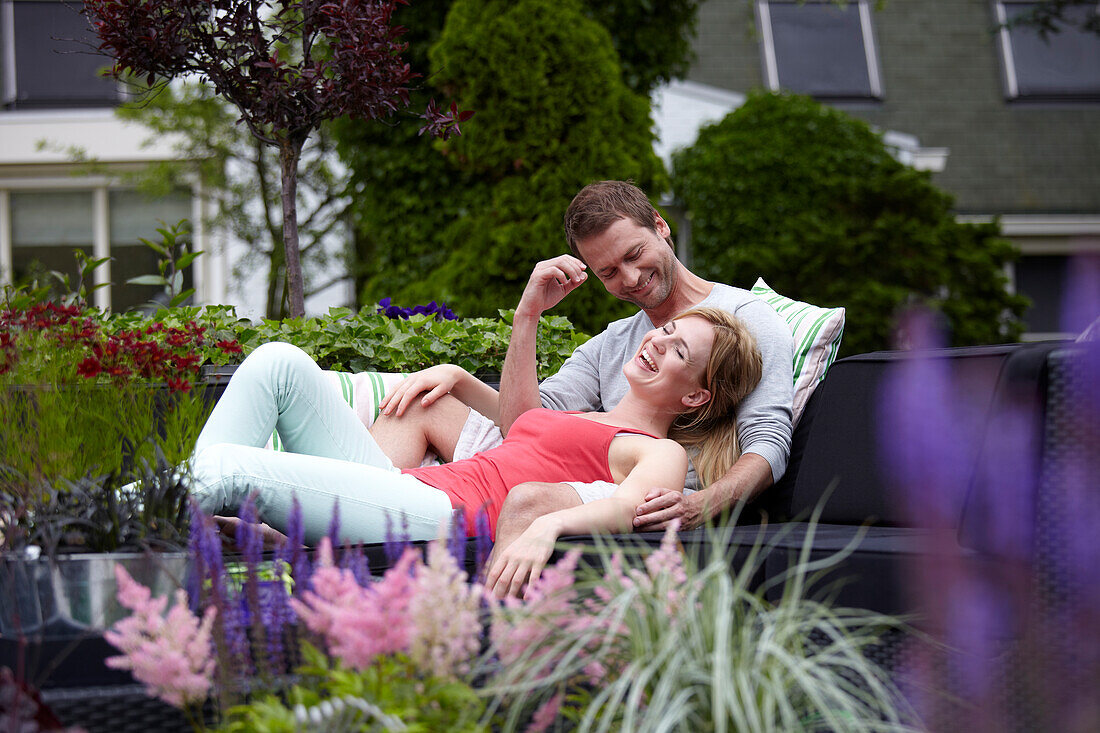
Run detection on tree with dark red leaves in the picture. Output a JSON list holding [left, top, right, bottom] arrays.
[[83, 0, 471, 318]]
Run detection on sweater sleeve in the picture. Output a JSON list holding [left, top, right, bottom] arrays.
[[537, 330, 607, 412], [733, 299, 795, 483]]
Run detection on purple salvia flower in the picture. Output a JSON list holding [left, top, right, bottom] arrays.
[[258, 578, 290, 675], [280, 495, 309, 598], [384, 513, 411, 567], [188, 508, 251, 694], [236, 496, 270, 678], [474, 509, 493, 577], [877, 309, 975, 527], [237, 495, 263, 567], [448, 508, 467, 568], [186, 501, 207, 612], [326, 499, 341, 553], [342, 543, 372, 588]]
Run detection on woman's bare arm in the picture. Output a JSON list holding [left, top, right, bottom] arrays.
[[380, 364, 501, 422], [486, 436, 688, 598]]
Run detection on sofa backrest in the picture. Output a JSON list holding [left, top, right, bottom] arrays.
[[958, 341, 1085, 558], [759, 343, 1032, 527]]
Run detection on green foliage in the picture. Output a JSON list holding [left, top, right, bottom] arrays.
[[220, 650, 487, 732], [186, 305, 589, 379], [0, 302, 214, 553], [337, 0, 683, 336], [672, 92, 1028, 355], [583, 0, 699, 94], [481, 522, 915, 731], [125, 219, 203, 308]]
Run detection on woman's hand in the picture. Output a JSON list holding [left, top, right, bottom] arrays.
[[515, 255, 587, 321], [485, 516, 561, 599], [380, 364, 465, 417]]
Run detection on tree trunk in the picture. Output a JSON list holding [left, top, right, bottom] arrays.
[[279, 138, 306, 319]]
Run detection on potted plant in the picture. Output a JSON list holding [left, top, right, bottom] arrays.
[[0, 296, 238, 695]]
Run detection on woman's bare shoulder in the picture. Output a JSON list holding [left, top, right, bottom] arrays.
[[609, 434, 686, 460]]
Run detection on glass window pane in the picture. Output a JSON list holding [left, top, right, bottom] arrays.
[[11, 190, 94, 247], [10, 190, 95, 296], [1015, 254, 1069, 333], [10, 1, 119, 108], [768, 1, 874, 98], [109, 190, 192, 244], [109, 190, 194, 312], [1004, 3, 1100, 98]]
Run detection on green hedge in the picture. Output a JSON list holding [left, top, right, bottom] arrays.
[[672, 92, 1028, 355], [118, 305, 590, 378], [337, 0, 669, 336]]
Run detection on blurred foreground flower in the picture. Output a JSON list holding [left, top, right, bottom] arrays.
[[879, 260, 1100, 732], [104, 565, 216, 709]]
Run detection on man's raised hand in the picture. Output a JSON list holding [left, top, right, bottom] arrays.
[[515, 255, 587, 319]]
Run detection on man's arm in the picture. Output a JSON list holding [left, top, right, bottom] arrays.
[[535, 332, 605, 412], [499, 256, 589, 434], [632, 452, 773, 531]]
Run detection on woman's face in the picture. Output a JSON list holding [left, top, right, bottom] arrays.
[[624, 315, 715, 409]]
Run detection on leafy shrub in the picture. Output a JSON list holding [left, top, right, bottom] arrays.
[[335, 1, 699, 333], [341, 0, 669, 335], [0, 300, 227, 552], [672, 92, 1029, 355], [155, 304, 589, 378]]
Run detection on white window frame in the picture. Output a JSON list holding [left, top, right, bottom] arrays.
[[995, 0, 1100, 100], [0, 176, 208, 310], [756, 0, 883, 99], [0, 0, 16, 106]]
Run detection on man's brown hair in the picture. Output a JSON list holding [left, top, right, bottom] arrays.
[[563, 180, 662, 260]]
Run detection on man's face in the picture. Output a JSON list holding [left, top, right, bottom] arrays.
[[576, 215, 678, 311]]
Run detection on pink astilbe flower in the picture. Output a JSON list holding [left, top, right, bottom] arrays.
[[489, 547, 613, 690], [643, 522, 691, 616], [525, 692, 563, 733], [407, 539, 482, 679], [289, 538, 417, 671], [104, 565, 216, 709], [491, 550, 581, 667]]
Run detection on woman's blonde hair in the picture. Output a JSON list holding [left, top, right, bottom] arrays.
[[667, 307, 764, 488]]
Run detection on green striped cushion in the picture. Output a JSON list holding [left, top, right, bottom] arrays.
[[751, 278, 845, 426], [268, 370, 408, 451]]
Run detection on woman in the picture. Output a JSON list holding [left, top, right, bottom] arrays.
[[190, 307, 762, 567]]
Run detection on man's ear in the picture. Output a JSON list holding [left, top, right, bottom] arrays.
[[681, 387, 711, 410], [654, 213, 672, 239]]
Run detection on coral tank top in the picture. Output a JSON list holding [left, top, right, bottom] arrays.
[[403, 408, 656, 539]]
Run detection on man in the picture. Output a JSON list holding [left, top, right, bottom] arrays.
[[372, 181, 792, 565]]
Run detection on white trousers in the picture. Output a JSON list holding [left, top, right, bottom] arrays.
[[191, 342, 454, 544]]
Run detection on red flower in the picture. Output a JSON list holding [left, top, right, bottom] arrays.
[[172, 353, 201, 371], [77, 357, 103, 379], [105, 363, 132, 378], [216, 339, 243, 355], [166, 329, 193, 348], [166, 377, 192, 393]]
